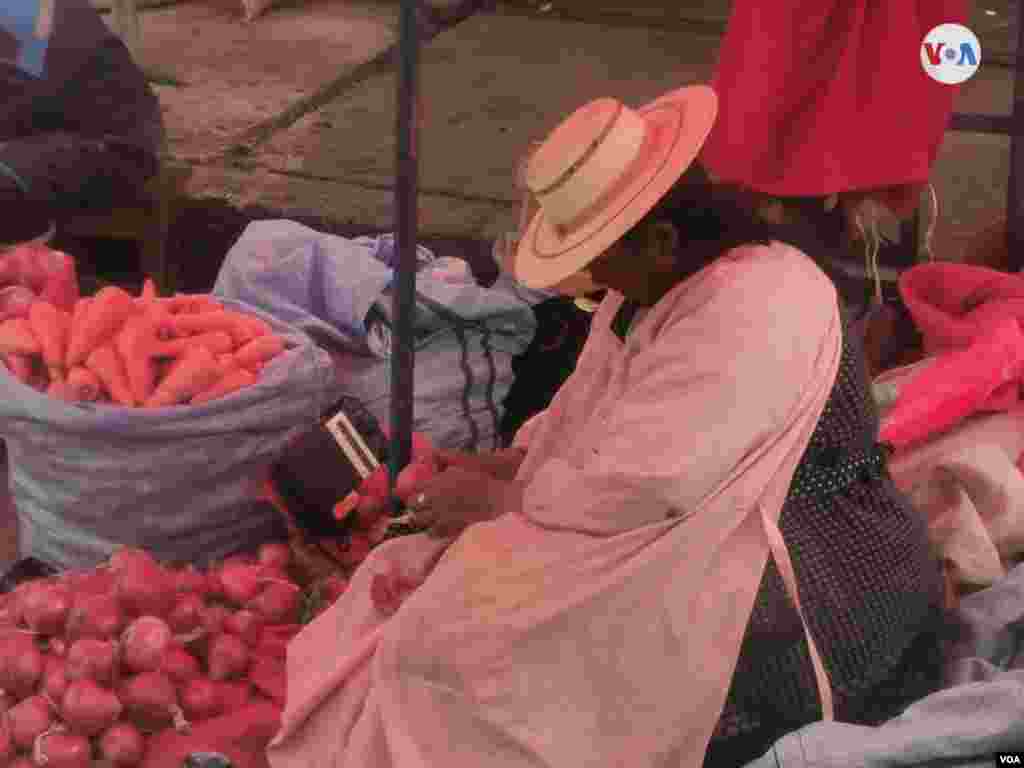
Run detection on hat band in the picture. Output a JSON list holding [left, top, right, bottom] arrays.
[[553, 124, 657, 237], [532, 102, 625, 199], [533, 105, 647, 231]]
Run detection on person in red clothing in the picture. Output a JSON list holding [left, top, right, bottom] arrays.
[[701, 0, 969, 308]]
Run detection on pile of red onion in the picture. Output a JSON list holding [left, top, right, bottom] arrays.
[[0, 543, 341, 766]]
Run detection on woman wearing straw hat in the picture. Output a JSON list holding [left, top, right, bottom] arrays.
[[268, 85, 946, 768]]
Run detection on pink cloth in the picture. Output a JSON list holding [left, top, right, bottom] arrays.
[[266, 244, 842, 768], [884, 405, 1024, 588], [879, 318, 1024, 451], [900, 262, 1024, 354], [875, 263, 1024, 452]]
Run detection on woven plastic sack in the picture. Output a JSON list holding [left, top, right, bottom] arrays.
[[0, 298, 342, 571]]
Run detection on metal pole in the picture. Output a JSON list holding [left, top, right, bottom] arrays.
[[1007, 5, 1024, 271], [389, 0, 420, 506]]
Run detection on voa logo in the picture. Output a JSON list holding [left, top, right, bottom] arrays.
[[921, 23, 981, 85], [997, 755, 1022, 765]]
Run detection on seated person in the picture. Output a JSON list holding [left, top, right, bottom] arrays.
[[265, 85, 947, 768], [0, 0, 164, 248]]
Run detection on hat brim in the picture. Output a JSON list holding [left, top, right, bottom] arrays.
[[511, 85, 718, 290]]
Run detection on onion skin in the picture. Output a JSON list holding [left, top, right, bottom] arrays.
[[99, 721, 146, 767], [121, 616, 172, 673], [61, 678, 123, 737]]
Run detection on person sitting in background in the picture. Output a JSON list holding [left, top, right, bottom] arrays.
[[0, 0, 164, 249], [700, 0, 969, 377]]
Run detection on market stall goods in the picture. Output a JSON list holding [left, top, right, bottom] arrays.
[[1, 256, 342, 571], [0, 545, 345, 765], [0, 278, 287, 407]]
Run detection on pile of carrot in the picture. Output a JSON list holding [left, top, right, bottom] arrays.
[[0, 279, 287, 407]]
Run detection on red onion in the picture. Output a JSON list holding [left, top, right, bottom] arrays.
[[99, 721, 146, 767], [258, 542, 291, 570], [116, 561, 174, 619], [201, 604, 231, 637], [61, 678, 123, 736], [42, 655, 69, 702], [167, 594, 205, 634], [207, 633, 249, 682], [121, 616, 172, 672], [66, 592, 123, 640], [120, 671, 186, 731], [213, 680, 250, 712], [65, 638, 118, 685], [179, 677, 221, 721], [161, 645, 201, 687], [173, 565, 208, 596], [0, 720, 12, 763], [218, 563, 265, 606], [34, 726, 91, 768], [249, 579, 300, 624], [108, 548, 157, 575], [21, 583, 71, 635], [223, 609, 264, 647], [0, 631, 43, 698], [7, 694, 52, 750]]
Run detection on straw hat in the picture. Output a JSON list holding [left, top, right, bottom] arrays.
[[511, 85, 718, 290]]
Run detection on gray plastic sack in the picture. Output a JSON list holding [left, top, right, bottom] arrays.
[[0, 298, 343, 570]]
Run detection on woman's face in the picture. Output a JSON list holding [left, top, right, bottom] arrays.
[[580, 223, 679, 306]]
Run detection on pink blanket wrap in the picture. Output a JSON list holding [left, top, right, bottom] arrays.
[[266, 244, 842, 767]]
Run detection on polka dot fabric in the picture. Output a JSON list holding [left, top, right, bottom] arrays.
[[703, 307, 946, 767]]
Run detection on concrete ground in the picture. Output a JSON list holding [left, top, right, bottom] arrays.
[[124, 0, 1020, 260]]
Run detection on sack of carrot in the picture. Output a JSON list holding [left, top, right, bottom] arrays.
[[0, 278, 289, 407], [0, 272, 345, 572]]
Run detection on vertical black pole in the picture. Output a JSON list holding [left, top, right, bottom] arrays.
[[1008, 6, 1024, 271], [389, 0, 419, 505]]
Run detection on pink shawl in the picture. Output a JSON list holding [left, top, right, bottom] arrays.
[[267, 243, 842, 767]]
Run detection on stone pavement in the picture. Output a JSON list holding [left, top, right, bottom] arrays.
[[129, 0, 1017, 259]]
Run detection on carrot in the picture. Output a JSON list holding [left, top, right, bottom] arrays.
[[144, 346, 221, 407], [146, 303, 176, 341], [85, 344, 135, 406], [116, 315, 164, 403], [67, 366, 103, 402], [225, 312, 272, 346], [191, 367, 258, 405], [66, 286, 136, 367], [154, 331, 235, 359], [71, 297, 92, 332], [27, 301, 71, 381], [234, 335, 285, 371], [168, 311, 239, 338], [3, 353, 35, 385], [0, 317, 41, 356], [160, 295, 223, 315]]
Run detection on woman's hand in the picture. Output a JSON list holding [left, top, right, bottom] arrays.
[[435, 447, 526, 483], [405, 464, 514, 538]]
